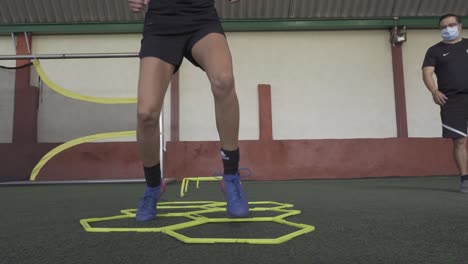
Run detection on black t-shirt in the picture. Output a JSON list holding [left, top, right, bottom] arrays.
[[422, 38, 468, 96], [145, 0, 218, 35]]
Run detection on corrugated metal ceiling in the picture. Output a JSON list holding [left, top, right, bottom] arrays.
[[1, 0, 468, 24]]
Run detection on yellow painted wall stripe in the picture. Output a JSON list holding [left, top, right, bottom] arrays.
[[33, 60, 137, 104], [30, 131, 136, 181]]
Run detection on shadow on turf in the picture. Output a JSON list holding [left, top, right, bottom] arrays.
[[373, 185, 460, 193]]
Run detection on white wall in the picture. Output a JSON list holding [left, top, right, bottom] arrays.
[[27, 29, 464, 143], [179, 54, 260, 141], [0, 37, 16, 143], [180, 31, 397, 141], [32, 34, 171, 143], [403, 29, 468, 138]]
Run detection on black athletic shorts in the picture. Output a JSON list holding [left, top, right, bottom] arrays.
[[139, 0, 225, 72], [441, 93, 468, 139]]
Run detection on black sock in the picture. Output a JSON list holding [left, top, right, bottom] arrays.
[[144, 164, 161, 187], [462, 175, 468, 182], [221, 148, 240, 175]]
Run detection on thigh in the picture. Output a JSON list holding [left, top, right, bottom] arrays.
[[138, 57, 174, 114], [189, 31, 234, 81], [441, 95, 468, 138]]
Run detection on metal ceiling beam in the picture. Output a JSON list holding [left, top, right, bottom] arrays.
[[0, 52, 139, 60], [0, 17, 464, 35]]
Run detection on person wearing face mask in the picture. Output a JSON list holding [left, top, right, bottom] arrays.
[[422, 14, 468, 193]]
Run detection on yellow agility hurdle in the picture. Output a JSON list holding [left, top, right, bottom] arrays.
[[180, 176, 222, 197], [180, 168, 252, 197]]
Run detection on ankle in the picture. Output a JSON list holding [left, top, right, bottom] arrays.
[[221, 148, 239, 175], [144, 164, 161, 187]]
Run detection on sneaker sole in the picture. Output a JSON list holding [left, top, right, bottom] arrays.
[[227, 212, 250, 218]]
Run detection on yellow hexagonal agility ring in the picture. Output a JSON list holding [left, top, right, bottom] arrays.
[[80, 201, 315, 244]]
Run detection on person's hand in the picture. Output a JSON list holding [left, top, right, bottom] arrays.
[[128, 0, 149, 12], [432, 90, 448, 106]]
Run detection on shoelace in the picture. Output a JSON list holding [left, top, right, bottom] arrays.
[[140, 195, 156, 210], [226, 179, 243, 204], [233, 181, 241, 199]]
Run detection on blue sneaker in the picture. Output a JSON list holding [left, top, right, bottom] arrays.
[[221, 174, 249, 218], [136, 181, 165, 222], [461, 180, 468, 193]]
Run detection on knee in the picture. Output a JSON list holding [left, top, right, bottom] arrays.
[[453, 138, 466, 148], [210, 71, 235, 99], [137, 110, 160, 128]]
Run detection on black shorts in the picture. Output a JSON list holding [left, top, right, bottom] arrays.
[[441, 93, 468, 139], [139, 2, 224, 72]]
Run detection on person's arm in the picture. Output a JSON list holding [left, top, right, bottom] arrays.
[[422, 66, 448, 105], [227, 0, 240, 3], [128, 0, 149, 12]]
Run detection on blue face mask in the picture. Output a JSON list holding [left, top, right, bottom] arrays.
[[441, 26, 460, 41]]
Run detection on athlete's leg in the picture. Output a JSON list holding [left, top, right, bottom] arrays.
[[135, 57, 174, 221], [191, 33, 248, 217]]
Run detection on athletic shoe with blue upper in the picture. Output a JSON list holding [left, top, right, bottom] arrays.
[[221, 174, 249, 218], [461, 180, 468, 193], [136, 180, 165, 222]]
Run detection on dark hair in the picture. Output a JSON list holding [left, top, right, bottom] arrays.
[[439, 14, 462, 25]]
